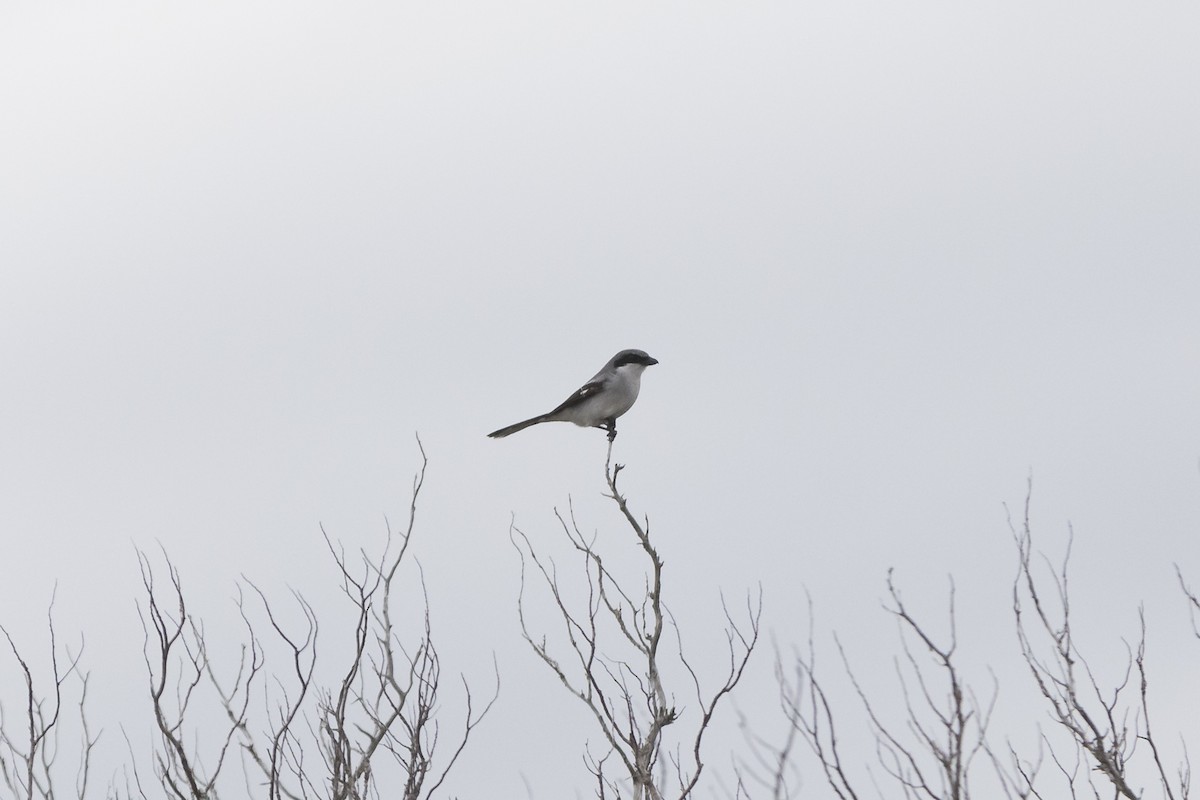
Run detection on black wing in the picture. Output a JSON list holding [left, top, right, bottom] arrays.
[[548, 377, 608, 415]]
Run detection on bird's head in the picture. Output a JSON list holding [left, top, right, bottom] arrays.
[[610, 349, 659, 371]]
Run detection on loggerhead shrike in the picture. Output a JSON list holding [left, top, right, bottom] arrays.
[[487, 349, 659, 441]]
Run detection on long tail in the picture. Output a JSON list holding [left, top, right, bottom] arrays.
[[487, 414, 552, 438]]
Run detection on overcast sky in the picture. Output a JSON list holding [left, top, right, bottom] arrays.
[[2, 2, 1199, 797]]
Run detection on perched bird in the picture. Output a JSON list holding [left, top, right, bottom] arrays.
[[488, 349, 659, 441]]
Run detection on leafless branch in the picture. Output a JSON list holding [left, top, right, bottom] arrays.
[[306, 436, 498, 800], [129, 437, 494, 800], [135, 546, 256, 799], [0, 593, 96, 800], [513, 440, 759, 799], [1009, 482, 1191, 800], [1009, 498, 1139, 799], [1178, 566, 1200, 643], [770, 567, 998, 800], [771, 598, 860, 800]]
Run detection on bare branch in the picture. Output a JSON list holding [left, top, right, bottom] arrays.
[[0, 594, 95, 800], [1009, 498, 1141, 800], [135, 546, 254, 799], [513, 440, 758, 798], [124, 438, 492, 800]]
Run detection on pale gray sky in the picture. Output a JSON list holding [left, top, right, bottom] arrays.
[[2, 2, 1199, 797]]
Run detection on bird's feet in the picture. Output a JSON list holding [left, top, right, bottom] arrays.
[[592, 419, 618, 440]]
